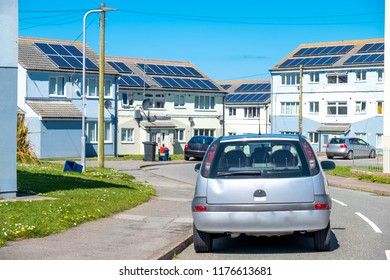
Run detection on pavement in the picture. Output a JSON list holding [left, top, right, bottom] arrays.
[[0, 159, 389, 260]]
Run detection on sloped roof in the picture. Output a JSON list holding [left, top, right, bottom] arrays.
[[107, 56, 226, 93], [271, 38, 384, 71], [27, 100, 82, 119], [18, 36, 117, 75]]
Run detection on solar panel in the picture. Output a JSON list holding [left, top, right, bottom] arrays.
[[280, 56, 341, 68], [293, 45, 354, 57], [235, 83, 271, 92], [108, 61, 133, 73], [34, 42, 98, 70], [137, 63, 203, 77], [225, 93, 270, 103], [119, 75, 149, 87], [220, 84, 232, 90], [344, 54, 384, 65], [358, 42, 384, 53], [152, 76, 219, 90]]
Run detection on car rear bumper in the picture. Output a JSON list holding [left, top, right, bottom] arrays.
[[193, 209, 330, 235]]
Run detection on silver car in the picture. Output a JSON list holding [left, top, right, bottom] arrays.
[[192, 134, 335, 252], [326, 137, 376, 159]]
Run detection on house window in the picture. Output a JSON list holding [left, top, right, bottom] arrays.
[[327, 72, 348, 84], [195, 96, 215, 110], [121, 128, 134, 143], [309, 72, 320, 83], [86, 79, 111, 97], [378, 69, 384, 82], [121, 93, 134, 107], [174, 95, 185, 107], [228, 107, 236, 116], [377, 101, 383, 115], [49, 77, 65, 96], [194, 129, 215, 137], [356, 70, 367, 81], [376, 134, 383, 148], [104, 80, 111, 97], [144, 93, 165, 108], [327, 101, 347, 115], [281, 102, 299, 115], [174, 129, 185, 142], [355, 101, 367, 114], [244, 107, 259, 118], [87, 121, 111, 143], [309, 102, 319, 113], [281, 73, 300, 85], [308, 132, 319, 144]]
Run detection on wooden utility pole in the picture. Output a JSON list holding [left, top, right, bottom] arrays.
[[298, 65, 303, 135], [98, 3, 106, 168]]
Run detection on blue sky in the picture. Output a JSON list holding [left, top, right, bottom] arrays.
[[19, 0, 384, 80]]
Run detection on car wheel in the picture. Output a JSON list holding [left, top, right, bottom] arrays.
[[369, 150, 376, 159], [314, 222, 331, 251], [184, 156, 190, 160], [193, 224, 213, 253], [346, 150, 353, 160]]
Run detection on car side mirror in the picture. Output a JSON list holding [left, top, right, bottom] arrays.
[[321, 160, 335, 171], [194, 163, 201, 173]]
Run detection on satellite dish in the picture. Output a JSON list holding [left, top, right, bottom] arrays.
[[142, 99, 152, 110], [104, 100, 112, 109]]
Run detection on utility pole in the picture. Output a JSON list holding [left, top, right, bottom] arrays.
[[298, 65, 303, 135], [98, 2, 106, 168]]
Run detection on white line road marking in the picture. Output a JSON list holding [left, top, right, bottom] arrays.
[[386, 250, 390, 260], [355, 212, 382, 233], [332, 198, 347, 206]]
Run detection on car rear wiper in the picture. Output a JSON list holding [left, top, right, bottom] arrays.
[[216, 170, 262, 177]]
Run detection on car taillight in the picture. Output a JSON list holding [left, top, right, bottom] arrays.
[[325, 144, 330, 148], [315, 204, 329, 210], [340, 144, 347, 148], [194, 206, 207, 212], [185, 144, 189, 149]]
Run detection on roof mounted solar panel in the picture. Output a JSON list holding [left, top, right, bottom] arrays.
[[357, 42, 384, 53], [220, 84, 232, 90], [107, 61, 133, 73], [34, 42, 98, 70], [137, 63, 203, 77], [293, 45, 354, 57], [344, 54, 384, 65], [119, 75, 149, 87], [280, 56, 341, 68]]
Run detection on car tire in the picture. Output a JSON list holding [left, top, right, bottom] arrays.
[[346, 151, 353, 160], [193, 224, 213, 253], [184, 155, 190, 161], [314, 222, 331, 251], [369, 150, 376, 159]]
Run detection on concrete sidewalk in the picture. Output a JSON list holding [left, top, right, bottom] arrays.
[[0, 160, 389, 260]]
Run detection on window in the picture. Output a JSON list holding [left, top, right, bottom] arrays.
[[356, 70, 367, 81], [308, 132, 319, 144], [86, 79, 111, 98], [281, 73, 300, 85], [144, 93, 165, 108], [281, 102, 299, 115], [378, 69, 384, 82], [87, 121, 112, 143], [327, 101, 347, 115], [355, 133, 367, 141], [228, 107, 236, 116], [195, 96, 215, 110], [327, 72, 348, 84], [174, 95, 185, 107], [49, 77, 65, 96], [309, 102, 319, 113], [244, 107, 259, 118], [174, 129, 185, 142], [376, 134, 383, 148], [194, 129, 215, 137], [377, 101, 383, 115], [355, 101, 366, 114], [121, 128, 134, 143], [121, 93, 134, 107], [309, 72, 319, 83]]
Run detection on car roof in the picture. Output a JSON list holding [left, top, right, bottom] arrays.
[[219, 133, 304, 142]]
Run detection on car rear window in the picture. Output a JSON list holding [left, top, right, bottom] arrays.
[[207, 140, 311, 178], [330, 138, 345, 144], [189, 136, 214, 145]]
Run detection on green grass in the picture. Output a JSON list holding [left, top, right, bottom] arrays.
[[0, 162, 155, 247], [326, 166, 390, 184]]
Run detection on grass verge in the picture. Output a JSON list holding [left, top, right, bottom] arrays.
[[326, 166, 390, 184], [0, 162, 155, 247]]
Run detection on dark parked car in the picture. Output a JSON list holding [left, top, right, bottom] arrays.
[[326, 137, 376, 159], [184, 136, 215, 161], [192, 134, 335, 252]]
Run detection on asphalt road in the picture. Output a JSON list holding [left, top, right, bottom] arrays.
[[144, 162, 390, 260]]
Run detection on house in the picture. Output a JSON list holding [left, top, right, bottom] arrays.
[[269, 39, 384, 152], [218, 79, 271, 135], [106, 56, 227, 156], [18, 37, 118, 158]]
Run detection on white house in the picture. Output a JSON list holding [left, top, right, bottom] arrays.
[[218, 79, 271, 135], [269, 39, 384, 152]]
